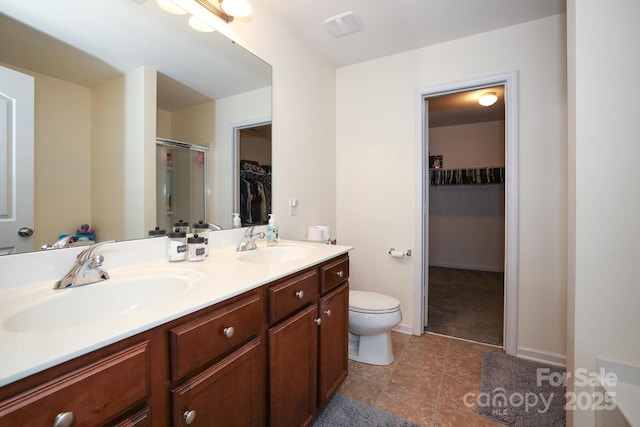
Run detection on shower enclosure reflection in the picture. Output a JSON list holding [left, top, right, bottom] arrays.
[[156, 139, 208, 233]]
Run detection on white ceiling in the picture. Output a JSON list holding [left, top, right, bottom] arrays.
[[261, 0, 566, 67]]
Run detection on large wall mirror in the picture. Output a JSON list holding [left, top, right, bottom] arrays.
[[0, 0, 272, 255]]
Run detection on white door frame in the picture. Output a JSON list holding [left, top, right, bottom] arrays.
[[413, 71, 519, 355]]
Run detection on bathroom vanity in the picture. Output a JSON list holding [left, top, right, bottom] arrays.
[[0, 238, 350, 427]]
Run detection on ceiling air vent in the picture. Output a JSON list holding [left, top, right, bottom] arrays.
[[323, 11, 363, 38]]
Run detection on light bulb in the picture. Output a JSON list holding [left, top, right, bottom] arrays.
[[221, 0, 253, 18], [478, 92, 498, 107]]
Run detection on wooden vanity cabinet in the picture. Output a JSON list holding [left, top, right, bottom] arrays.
[[0, 341, 152, 427], [268, 255, 350, 427], [0, 254, 349, 427]]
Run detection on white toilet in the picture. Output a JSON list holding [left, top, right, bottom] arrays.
[[348, 290, 402, 366]]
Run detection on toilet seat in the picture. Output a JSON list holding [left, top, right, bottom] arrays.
[[349, 291, 400, 314]]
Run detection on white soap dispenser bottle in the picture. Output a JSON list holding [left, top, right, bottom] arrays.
[[267, 214, 278, 246], [233, 213, 242, 229]]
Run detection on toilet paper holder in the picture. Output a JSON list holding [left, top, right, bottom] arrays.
[[388, 248, 411, 257]]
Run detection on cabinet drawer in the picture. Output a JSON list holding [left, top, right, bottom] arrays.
[[0, 342, 149, 427], [320, 256, 349, 294], [171, 337, 265, 427], [171, 293, 262, 381], [268, 270, 319, 324]]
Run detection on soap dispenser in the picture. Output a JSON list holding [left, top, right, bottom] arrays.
[[267, 214, 278, 246], [233, 213, 242, 229]]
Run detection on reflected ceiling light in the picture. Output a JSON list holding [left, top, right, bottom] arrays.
[[158, 0, 252, 28], [188, 15, 215, 32], [156, 0, 187, 14], [478, 91, 498, 107]]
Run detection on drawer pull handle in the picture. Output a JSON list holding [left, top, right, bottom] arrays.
[[223, 326, 235, 338], [336, 270, 344, 278], [314, 317, 322, 325], [54, 412, 75, 427], [295, 290, 304, 299], [184, 410, 197, 424], [324, 309, 332, 317]]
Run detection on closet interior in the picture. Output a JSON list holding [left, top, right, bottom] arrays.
[[425, 87, 506, 346]]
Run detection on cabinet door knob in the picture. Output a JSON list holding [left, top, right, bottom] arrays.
[[223, 326, 235, 338], [183, 410, 197, 425], [314, 317, 322, 325], [336, 270, 344, 278], [295, 290, 304, 299], [53, 412, 75, 427], [324, 309, 332, 317]]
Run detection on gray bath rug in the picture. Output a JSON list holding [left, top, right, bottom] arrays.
[[313, 393, 420, 427], [479, 352, 566, 426]]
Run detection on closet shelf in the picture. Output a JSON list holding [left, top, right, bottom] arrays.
[[429, 166, 505, 186]]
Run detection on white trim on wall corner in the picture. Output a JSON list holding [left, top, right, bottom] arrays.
[[413, 71, 520, 357], [517, 347, 567, 368]]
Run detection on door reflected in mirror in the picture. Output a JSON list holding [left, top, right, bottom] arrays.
[[237, 124, 272, 226]]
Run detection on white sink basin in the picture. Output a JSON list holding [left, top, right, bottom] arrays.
[[3, 273, 195, 333], [237, 244, 318, 264]]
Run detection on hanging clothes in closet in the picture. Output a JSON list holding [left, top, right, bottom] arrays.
[[239, 160, 272, 225]]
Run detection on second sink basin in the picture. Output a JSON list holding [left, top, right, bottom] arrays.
[[237, 244, 318, 264], [3, 272, 198, 333]]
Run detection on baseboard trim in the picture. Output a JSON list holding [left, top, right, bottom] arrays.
[[393, 323, 414, 335], [429, 262, 504, 273], [516, 346, 567, 367]]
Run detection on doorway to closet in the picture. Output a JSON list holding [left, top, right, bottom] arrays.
[[425, 86, 505, 347], [415, 71, 519, 355]]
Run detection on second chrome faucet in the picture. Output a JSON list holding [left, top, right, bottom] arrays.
[[236, 227, 265, 252]]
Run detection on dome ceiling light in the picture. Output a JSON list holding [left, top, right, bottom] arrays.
[[478, 91, 498, 107]]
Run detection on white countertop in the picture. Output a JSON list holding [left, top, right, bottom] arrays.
[[0, 238, 351, 387]]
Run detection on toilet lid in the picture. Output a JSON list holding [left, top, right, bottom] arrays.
[[349, 291, 400, 314]]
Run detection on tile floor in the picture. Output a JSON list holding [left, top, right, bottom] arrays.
[[339, 331, 506, 426]]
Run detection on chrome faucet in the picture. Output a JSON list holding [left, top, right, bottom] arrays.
[[236, 227, 265, 251], [208, 223, 223, 231], [54, 241, 115, 289], [41, 234, 74, 250]]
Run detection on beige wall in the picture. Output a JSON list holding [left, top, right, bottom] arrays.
[[429, 121, 505, 270], [32, 72, 92, 248], [92, 67, 155, 242], [170, 101, 215, 147], [229, 5, 337, 239], [568, 0, 640, 425], [336, 15, 568, 360], [0, 63, 94, 249]]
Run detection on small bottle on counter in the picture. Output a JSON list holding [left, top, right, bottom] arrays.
[[191, 220, 209, 256], [187, 234, 206, 262], [233, 212, 242, 229], [167, 228, 187, 262], [267, 214, 278, 246]]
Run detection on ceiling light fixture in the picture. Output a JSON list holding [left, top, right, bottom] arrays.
[[478, 91, 498, 107], [157, 0, 252, 32], [220, 0, 252, 18]]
